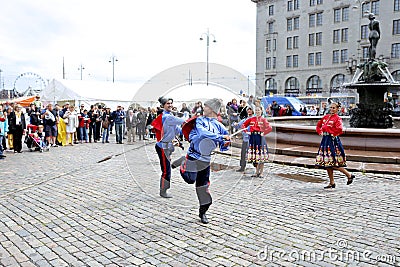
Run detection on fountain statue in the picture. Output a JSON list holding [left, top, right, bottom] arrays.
[[343, 13, 400, 128]]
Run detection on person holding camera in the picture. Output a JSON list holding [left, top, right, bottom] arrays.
[[113, 105, 125, 144], [41, 103, 59, 147]]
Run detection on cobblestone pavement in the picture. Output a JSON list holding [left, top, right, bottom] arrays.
[[0, 138, 399, 267]]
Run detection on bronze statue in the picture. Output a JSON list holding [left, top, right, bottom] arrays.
[[368, 13, 380, 59]]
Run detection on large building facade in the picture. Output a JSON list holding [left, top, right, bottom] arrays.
[[251, 0, 400, 101]]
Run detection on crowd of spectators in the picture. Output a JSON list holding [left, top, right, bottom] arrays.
[[0, 94, 365, 159], [0, 96, 160, 158]]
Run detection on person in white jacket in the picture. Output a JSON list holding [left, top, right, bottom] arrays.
[[64, 106, 79, 145]]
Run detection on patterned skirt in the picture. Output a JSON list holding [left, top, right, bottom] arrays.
[[247, 132, 269, 163], [315, 133, 347, 168]]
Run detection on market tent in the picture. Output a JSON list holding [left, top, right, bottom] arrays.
[[41, 79, 142, 110], [162, 82, 244, 111], [133, 62, 253, 106], [12, 96, 36, 107]]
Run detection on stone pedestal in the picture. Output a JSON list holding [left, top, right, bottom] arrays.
[[349, 85, 392, 128]]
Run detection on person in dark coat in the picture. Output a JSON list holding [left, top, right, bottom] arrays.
[[8, 105, 26, 153]]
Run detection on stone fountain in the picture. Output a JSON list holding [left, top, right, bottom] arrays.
[[343, 13, 400, 128]]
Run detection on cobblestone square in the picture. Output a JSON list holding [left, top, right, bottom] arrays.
[[0, 140, 399, 266]]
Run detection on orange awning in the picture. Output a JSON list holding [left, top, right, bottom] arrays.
[[13, 96, 36, 107]]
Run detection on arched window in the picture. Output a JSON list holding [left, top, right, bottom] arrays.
[[306, 75, 322, 95], [285, 77, 299, 96], [392, 70, 400, 82], [265, 78, 277, 96], [330, 74, 346, 93]]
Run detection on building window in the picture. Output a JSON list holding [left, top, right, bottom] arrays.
[[341, 49, 348, 63], [395, 0, 400, 11], [273, 57, 276, 68], [371, 0, 380, 15], [294, 0, 299, 10], [266, 39, 272, 52], [316, 32, 322, 45], [333, 50, 340, 63], [341, 28, 348, 42], [333, 30, 340, 43], [308, 53, 315, 65], [286, 56, 292, 67], [266, 57, 272, 69], [394, 20, 400, 35], [331, 74, 346, 93], [265, 78, 277, 95], [293, 55, 299, 67], [306, 75, 322, 95], [392, 70, 400, 82], [335, 7, 349, 22], [392, 43, 400, 58], [273, 39, 277, 50], [287, 37, 293, 49], [309, 33, 315, 46], [293, 36, 299, 48], [268, 22, 274, 34], [316, 13, 323, 26], [310, 0, 323, 6], [294, 17, 300, 30], [363, 1, 380, 15], [362, 47, 369, 61], [361, 25, 368, 39], [316, 52, 322, 65], [309, 14, 316, 27], [285, 77, 300, 96], [342, 7, 349, 21], [269, 5, 274, 15], [287, 18, 293, 31], [362, 3, 369, 15], [334, 9, 341, 23], [288, 0, 293, 11]]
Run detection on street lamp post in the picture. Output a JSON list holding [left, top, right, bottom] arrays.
[[78, 64, 85, 80], [200, 29, 216, 86], [109, 56, 118, 83]]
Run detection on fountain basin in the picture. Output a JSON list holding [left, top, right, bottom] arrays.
[[266, 116, 400, 152]]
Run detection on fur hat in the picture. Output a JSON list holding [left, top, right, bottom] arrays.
[[158, 96, 173, 107], [204, 98, 222, 115]]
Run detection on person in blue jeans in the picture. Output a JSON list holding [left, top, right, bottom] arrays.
[[0, 108, 8, 159], [113, 106, 125, 144], [102, 107, 112, 143]]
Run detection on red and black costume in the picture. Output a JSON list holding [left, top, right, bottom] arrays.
[[242, 116, 272, 163], [315, 114, 347, 167]]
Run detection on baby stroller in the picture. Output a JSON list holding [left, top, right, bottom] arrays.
[[25, 124, 49, 152]]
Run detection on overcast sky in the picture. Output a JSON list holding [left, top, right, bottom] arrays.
[[0, 0, 256, 92]]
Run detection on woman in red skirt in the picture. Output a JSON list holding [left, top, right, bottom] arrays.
[[315, 102, 355, 188], [242, 106, 272, 177]]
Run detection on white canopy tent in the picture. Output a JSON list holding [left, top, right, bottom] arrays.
[[162, 82, 244, 111], [41, 79, 141, 110]]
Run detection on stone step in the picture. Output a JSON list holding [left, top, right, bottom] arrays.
[[224, 141, 400, 175]]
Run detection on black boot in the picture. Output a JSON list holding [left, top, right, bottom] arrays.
[[199, 204, 211, 224], [160, 179, 172, 198], [160, 189, 172, 198], [172, 156, 185, 169], [199, 213, 208, 224]]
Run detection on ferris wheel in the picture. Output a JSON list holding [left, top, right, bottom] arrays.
[[13, 72, 48, 97]]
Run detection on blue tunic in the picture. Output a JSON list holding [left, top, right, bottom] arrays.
[[156, 111, 185, 150], [187, 116, 229, 162]]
